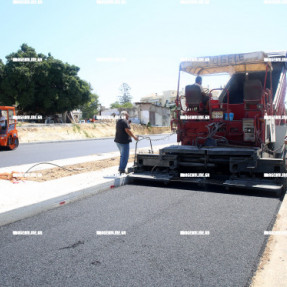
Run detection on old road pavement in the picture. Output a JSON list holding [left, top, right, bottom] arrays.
[[0, 134, 177, 168]]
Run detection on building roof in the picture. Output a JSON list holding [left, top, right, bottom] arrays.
[[135, 102, 170, 109]]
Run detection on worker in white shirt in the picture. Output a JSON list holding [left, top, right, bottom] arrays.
[[195, 76, 209, 105]]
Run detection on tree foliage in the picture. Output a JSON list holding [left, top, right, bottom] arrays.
[[0, 44, 92, 115], [110, 101, 121, 108], [119, 83, 132, 104], [110, 83, 133, 109], [110, 101, 133, 109], [80, 93, 99, 119]]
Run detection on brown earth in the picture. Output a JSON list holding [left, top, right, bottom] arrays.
[[23, 155, 134, 182], [17, 122, 171, 143]]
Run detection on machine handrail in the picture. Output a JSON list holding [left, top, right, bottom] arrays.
[[209, 88, 230, 118]]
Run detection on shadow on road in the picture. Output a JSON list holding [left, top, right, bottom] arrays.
[[128, 179, 286, 201]]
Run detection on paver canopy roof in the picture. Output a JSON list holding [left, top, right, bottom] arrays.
[[180, 51, 286, 75]]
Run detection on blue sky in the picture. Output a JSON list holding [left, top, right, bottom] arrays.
[[0, 0, 286, 107]]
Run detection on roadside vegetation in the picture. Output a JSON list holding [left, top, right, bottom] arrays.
[[0, 44, 99, 119]]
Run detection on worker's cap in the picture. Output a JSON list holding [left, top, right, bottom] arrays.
[[120, 111, 129, 116]]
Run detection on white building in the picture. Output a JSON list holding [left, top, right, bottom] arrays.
[[135, 102, 171, 126], [140, 90, 177, 107]]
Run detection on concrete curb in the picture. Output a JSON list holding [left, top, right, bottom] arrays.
[[250, 195, 287, 286]]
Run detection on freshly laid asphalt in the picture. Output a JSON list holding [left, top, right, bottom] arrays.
[[0, 134, 177, 168], [0, 183, 281, 287]]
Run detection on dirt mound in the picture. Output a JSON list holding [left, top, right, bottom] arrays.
[[17, 122, 171, 143]]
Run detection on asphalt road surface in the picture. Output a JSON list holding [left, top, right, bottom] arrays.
[[0, 134, 177, 168], [0, 183, 281, 287]]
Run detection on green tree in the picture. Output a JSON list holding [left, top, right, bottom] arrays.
[[0, 44, 91, 115], [121, 102, 133, 108], [110, 83, 133, 109], [110, 101, 121, 108], [110, 101, 133, 109], [119, 83, 132, 104], [80, 93, 99, 119]]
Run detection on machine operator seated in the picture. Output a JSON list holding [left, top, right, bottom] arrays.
[[185, 76, 209, 111], [194, 76, 209, 105]]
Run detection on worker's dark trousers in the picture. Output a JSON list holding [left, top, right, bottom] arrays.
[[116, 142, 130, 172]]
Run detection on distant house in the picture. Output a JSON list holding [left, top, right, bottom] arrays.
[[135, 102, 171, 126], [101, 108, 121, 117], [100, 107, 139, 122], [100, 104, 170, 126], [71, 109, 82, 122], [140, 90, 177, 107]]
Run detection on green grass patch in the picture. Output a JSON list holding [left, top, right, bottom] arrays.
[[72, 124, 81, 133], [83, 130, 91, 138]]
